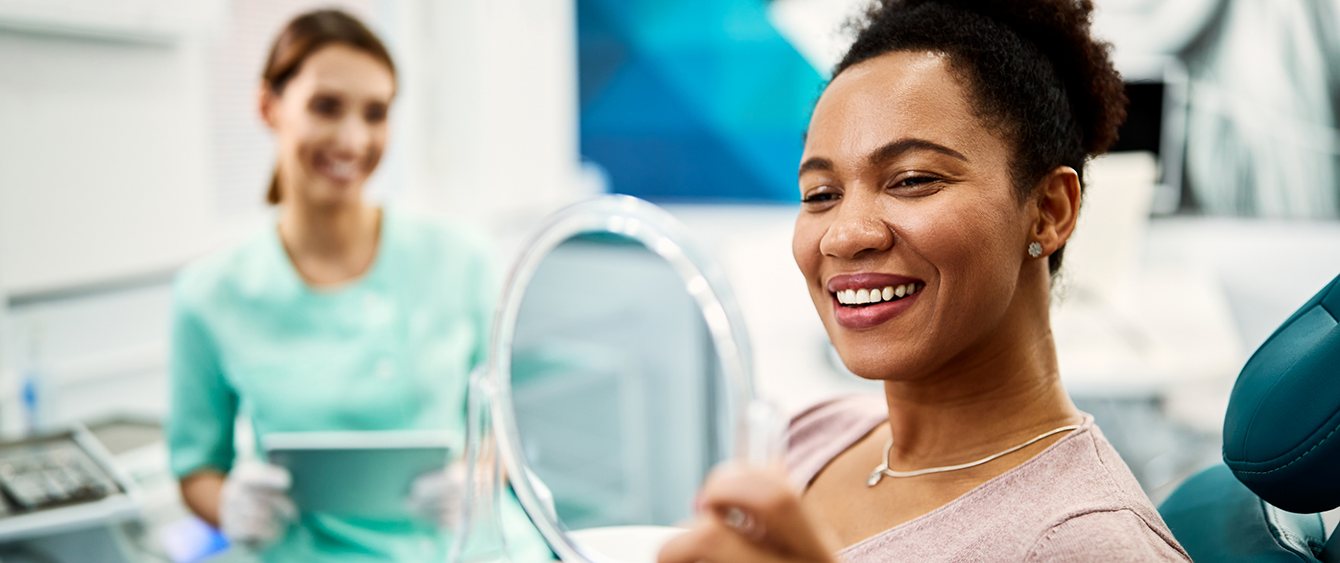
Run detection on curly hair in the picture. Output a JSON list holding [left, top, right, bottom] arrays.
[[835, 0, 1127, 274]]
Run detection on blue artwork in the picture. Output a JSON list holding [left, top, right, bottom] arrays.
[[579, 0, 825, 202]]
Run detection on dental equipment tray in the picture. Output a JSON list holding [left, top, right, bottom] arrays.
[[0, 427, 139, 542]]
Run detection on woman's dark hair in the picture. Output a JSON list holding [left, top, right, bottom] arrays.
[[835, 0, 1126, 274], [261, 9, 396, 205]]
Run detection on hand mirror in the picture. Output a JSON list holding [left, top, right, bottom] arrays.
[[451, 195, 781, 563]]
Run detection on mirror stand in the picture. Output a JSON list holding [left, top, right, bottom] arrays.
[[447, 369, 510, 563]]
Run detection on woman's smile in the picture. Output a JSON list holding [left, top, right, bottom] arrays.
[[311, 150, 365, 185], [827, 272, 926, 330]]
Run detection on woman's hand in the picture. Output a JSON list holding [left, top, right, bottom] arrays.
[[218, 461, 297, 550], [406, 461, 467, 528], [658, 463, 841, 563]]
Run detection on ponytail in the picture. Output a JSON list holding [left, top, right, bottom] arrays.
[[266, 170, 282, 205]]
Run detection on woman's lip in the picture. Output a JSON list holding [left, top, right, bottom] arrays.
[[832, 290, 920, 329], [314, 159, 361, 184], [826, 272, 923, 293]]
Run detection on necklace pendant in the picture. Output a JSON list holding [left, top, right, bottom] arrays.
[[867, 470, 883, 487]]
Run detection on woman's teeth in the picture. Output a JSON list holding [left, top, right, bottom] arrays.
[[835, 283, 921, 306], [324, 160, 357, 180]]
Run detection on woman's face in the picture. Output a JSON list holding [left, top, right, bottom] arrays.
[[793, 50, 1036, 381], [262, 44, 394, 207]]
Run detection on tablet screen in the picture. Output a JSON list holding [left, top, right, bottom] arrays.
[[264, 431, 454, 519]]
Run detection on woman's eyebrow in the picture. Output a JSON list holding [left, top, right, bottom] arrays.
[[869, 138, 968, 165], [798, 157, 834, 177]]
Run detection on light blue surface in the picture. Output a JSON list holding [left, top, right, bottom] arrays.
[[511, 239, 717, 530], [166, 208, 549, 562]]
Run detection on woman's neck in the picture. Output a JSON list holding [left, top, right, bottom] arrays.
[[278, 201, 381, 287], [879, 282, 1082, 468]]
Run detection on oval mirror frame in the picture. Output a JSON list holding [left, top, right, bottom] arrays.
[[472, 195, 760, 562]]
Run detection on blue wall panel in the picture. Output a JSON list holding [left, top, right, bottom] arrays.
[[578, 0, 824, 202]]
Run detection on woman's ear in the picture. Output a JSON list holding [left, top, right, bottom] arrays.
[[258, 84, 280, 130], [1031, 166, 1081, 257]]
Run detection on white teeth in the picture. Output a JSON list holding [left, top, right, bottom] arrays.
[[326, 160, 356, 180], [836, 283, 922, 306]]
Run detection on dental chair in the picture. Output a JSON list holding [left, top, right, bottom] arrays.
[[1159, 272, 1340, 562]]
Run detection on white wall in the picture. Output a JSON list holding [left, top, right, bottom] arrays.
[[0, 30, 262, 296], [386, 0, 583, 227]]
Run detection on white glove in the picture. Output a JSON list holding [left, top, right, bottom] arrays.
[[219, 462, 297, 550], [406, 461, 467, 529]]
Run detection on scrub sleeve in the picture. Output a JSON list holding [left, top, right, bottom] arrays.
[[167, 208, 551, 562]]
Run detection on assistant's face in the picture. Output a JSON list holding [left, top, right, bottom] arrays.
[[264, 44, 394, 207], [793, 50, 1034, 381]]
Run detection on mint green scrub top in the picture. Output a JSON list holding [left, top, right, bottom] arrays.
[[167, 208, 550, 562]]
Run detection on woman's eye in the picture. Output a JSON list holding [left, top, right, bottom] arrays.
[[364, 103, 388, 123], [802, 192, 840, 204], [890, 175, 944, 193], [897, 175, 939, 187], [310, 96, 342, 117]]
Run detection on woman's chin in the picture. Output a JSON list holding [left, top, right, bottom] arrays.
[[829, 334, 937, 383], [302, 181, 367, 208]]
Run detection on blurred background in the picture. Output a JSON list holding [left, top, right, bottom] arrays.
[[1, 0, 1339, 561]]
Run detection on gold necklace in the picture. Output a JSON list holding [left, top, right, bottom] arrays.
[[867, 424, 1080, 487]]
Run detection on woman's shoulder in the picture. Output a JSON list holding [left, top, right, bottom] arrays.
[[785, 394, 887, 490], [1011, 423, 1190, 560], [1023, 506, 1189, 561], [383, 207, 493, 265], [173, 228, 286, 311]]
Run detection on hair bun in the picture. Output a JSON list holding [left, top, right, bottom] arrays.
[[912, 0, 1125, 155]]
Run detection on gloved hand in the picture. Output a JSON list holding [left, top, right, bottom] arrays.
[[219, 461, 297, 550], [406, 461, 467, 529]]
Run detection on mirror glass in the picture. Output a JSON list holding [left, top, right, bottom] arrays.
[[510, 234, 727, 530]]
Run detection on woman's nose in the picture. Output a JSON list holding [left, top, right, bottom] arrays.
[[334, 115, 371, 153], [819, 196, 894, 259]]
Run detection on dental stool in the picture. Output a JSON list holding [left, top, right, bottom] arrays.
[[1160, 272, 1340, 562]]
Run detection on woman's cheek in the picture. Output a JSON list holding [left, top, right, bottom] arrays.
[[791, 218, 824, 280]]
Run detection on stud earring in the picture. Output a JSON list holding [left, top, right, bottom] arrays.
[[1028, 242, 1042, 258]]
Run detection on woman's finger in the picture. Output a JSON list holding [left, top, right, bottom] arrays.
[[658, 512, 799, 563], [696, 462, 839, 560]]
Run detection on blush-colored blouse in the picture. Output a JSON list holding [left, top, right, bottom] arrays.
[[787, 395, 1190, 562]]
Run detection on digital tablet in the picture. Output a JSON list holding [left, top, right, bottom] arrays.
[[263, 430, 455, 519]]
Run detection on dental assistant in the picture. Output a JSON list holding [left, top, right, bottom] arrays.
[[166, 10, 547, 561]]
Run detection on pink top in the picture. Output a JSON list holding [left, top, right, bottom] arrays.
[[787, 395, 1191, 562]]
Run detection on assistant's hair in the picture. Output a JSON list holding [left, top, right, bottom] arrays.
[[836, 0, 1126, 274], [261, 9, 396, 205]]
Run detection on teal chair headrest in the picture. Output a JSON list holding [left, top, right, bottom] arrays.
[[1223, 272, 1340, 514]]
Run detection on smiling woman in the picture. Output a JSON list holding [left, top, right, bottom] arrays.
[[659, 1, 1191, 562], [165, 10, 549, 563]]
